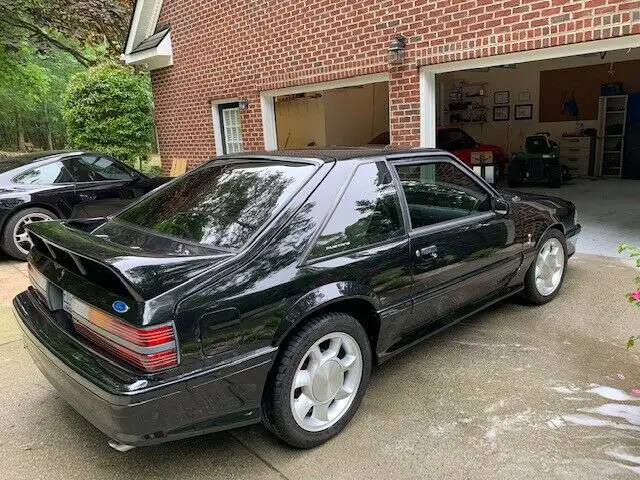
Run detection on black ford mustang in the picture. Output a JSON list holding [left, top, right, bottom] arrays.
[[13, 148, 580, 450], [0, 151, 168, 260]]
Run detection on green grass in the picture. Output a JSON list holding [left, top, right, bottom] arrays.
[[140, 153, 163, 175]]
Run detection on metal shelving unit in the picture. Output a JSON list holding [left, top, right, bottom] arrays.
[[596, 94, 628, 177], [447, 81, 488, 126]]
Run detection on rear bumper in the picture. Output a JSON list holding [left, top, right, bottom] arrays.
[[13, 289, 276, 446]]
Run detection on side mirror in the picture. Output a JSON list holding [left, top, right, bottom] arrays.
[[493, 197, 509, 215]]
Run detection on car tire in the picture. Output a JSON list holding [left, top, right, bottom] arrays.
[[548, 164, 562, 188], [1, 207, 57, 261], [262, 312, 372, 448], [507, 159, 522, 187], [522, 228, 568, 305]]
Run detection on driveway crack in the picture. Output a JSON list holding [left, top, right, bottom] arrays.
[[0, 338, 21, 348], [226, 431, 290, 480]]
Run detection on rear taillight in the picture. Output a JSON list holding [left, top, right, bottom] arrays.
[[27, 263, 48, 300], [69, 297, 178, 372]]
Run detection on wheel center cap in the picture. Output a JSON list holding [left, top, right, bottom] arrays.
[[311, 360, 343, 403]]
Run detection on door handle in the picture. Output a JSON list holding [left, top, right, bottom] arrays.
[[416, 245, 438, 258]]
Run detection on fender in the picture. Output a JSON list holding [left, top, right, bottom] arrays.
[[510, 220, 566, 287], [0, 200, 65, 235], [273, 281, 382, 346]]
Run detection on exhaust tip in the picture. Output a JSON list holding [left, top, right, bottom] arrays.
[[108, 439, 136, 452]]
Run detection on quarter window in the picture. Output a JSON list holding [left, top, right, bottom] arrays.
[[394, 161, 491, 229], [310, 162, 404, 259], [13, 161, 73, 184]]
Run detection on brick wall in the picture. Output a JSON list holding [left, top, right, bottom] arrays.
[[151, 0, 640, 172]]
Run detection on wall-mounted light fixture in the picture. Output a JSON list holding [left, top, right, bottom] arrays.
[[388, 34, 407, 65], [238, 99, 250, 110]]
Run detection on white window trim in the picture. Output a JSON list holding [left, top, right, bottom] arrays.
[[211, 98, 242, 156], [260, 72, 390, 151], [419, 35, 640, 148]]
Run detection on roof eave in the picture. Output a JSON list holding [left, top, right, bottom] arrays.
[[124, 0, 164, 55], [124, 31, 173, 70]]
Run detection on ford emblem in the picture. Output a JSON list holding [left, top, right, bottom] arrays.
[[112, 300, 129, 314]]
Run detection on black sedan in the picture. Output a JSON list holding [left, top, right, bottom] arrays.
[[13, 148, 580, 449], [0, 151, 168, 260]]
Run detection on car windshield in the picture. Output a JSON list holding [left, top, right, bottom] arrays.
[[115, 160, 316, 249]]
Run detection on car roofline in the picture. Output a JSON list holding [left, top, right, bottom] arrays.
[[200, 154, 326, 167]]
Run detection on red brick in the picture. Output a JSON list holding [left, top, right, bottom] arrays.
[[148, 0, 639, 169]]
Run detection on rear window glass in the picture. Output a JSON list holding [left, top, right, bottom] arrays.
[[116, 161, 315, 249]]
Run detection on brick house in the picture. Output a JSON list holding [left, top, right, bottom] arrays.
[[124, 0, 640, 175]]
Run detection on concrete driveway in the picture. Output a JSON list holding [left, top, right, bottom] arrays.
[[2, 252, 640, 479], [512, 178, 640, 259]]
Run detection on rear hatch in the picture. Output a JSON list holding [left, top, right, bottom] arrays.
[[27, 219, 231, 304], [25, 220, 232, 372], [23, 158, 319, 372]]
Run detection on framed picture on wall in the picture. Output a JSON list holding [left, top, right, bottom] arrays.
[[518, 91, 531, 102], [493, 106, 510, 121], [494, 91, 509, 104], [515, 104, 533, 120]]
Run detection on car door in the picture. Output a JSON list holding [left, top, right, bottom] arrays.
[[390, 156, 520, 336], [63, 154, 144, 218]]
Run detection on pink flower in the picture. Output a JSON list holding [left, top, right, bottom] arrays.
[[631, 291, 640, 301]]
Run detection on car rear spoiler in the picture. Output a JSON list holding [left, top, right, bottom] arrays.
[[26, 220, 231, 302]]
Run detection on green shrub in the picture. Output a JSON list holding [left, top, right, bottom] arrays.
[[63, 63, 154, 166]]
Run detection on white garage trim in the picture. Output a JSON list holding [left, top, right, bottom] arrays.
[[260, 73, 389, 151], [419, 35, 640, 147]]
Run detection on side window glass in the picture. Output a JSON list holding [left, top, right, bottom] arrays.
[[395, 161, 491, 229], [65, 155, 133, 182], [310, 162, 404, 258], [13, 161, 72, 184]]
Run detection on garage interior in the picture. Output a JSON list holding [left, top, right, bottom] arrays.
[[432, 47, 640, 259], [435, 47, 640, 179], [274, 81, 389, 149]]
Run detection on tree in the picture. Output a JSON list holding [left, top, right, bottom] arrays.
[[0, 0, 132, 67], [0, 43, 81, 150], [62, 63, 154, 166]]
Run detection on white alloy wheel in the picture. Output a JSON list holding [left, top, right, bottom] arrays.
[[12, 211, 53, 256], [534, 237, 565, 296], [289, 332, 363, 432]]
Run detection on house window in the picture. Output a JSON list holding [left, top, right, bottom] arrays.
[[218, 103, 244, 154]]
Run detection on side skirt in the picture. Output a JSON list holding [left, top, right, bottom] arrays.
[[376, 285, 524, 364]]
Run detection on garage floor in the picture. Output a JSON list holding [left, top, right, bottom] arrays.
[[2, 252, 640, 479], [511, 178, 640, 259]]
